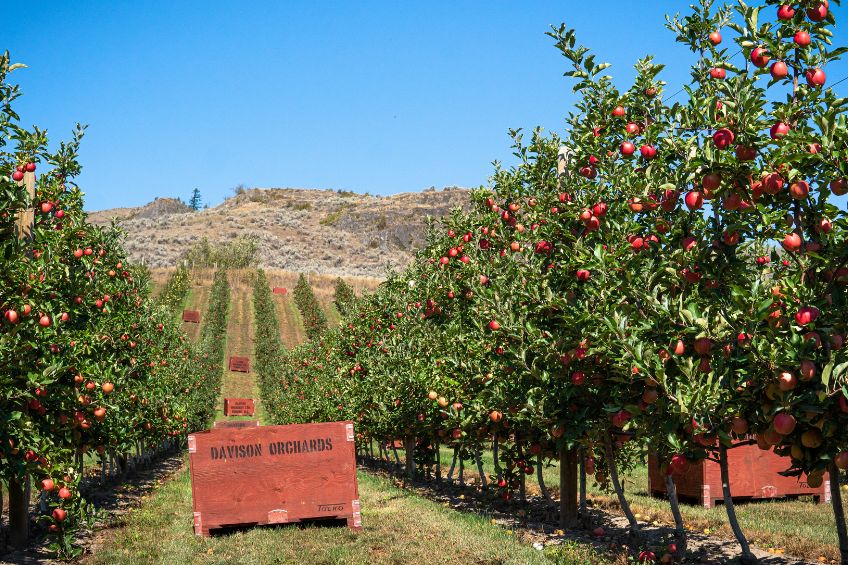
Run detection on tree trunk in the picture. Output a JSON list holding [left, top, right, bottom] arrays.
[[665, 473, 687, 554], [719, 445, 757, 564], [447, 447, 459, 480], [435, 441, 441, 481], [391, 443, 401, 473], [404, 436, 416, 481], [605, 440, 640, 538], [828, 462, 848, 564], [475, 448, 487, 490], [493, 437, 503, 484], [8, 475, 30, 548], [579, 448, 587, 517], [459, 457, 465, 487], [537, 454, 553, 503], [559, 446, 578, 529], [519, 467, 526, 503]]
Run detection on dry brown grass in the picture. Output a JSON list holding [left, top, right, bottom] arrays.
[[91, 187, 471, 278]]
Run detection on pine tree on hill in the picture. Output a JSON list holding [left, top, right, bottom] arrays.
[[189, 188, 202, 211]]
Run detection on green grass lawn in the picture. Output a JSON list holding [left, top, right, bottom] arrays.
[[86, 456, 613, 565]]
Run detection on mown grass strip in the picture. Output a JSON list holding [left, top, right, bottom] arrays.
[[86, 458, 590, 565]]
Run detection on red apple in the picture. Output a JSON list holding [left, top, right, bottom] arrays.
[[612, 106, 626, 117], [770, 122, 791, 139], [799, 359, 816, 381], [709, 31, 722, 45], [710, 67, 726, 80], [794, 31, 811, 46], [685, 191, 704, 211], [806, 68, 826, 87], [751, 47, 770, 68], [835, 452, 848, 470], [620, 141, 636, 156], [640, 145, 656, 159], [58, 487, 72, 500], [782, 233, 802, 252], [807, 1, 828, 21], [488, 320, 500, 331], [713, 128, 735, 149], [777, 5, 796, 19], [773, 413, 797, 435], [52, 508, 67, 522], [831, 178, 848, 195], [779, 371, 797, 391], [770, 61, 789, 79], [693, 337, 712, 356], [795, 306, 820, 326], [731, 416, 749, 435], [576, 269, 591, 282]]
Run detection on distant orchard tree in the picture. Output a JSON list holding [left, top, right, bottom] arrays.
[[189, 188, 202, 211]]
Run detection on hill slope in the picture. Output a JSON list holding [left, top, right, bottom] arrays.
[[89, 187, 471, 278]]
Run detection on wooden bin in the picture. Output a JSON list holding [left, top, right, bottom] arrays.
[[214, 419, 260, 429], [648, 443, 830, 508], [223, 398, 255, 417], [182, 310, 201, 323], [188, 421, 361, 536], [229, 356, 251, 373]]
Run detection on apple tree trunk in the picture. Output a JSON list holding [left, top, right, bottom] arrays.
[[665, 473, 687, 553], [605, 440, 640, 538], [559, 445, 578, 528], [719, 445, 757, 564], [828, 463, 848, 564], [8, 475, 30, 548]]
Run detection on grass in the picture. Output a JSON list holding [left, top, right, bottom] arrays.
[[86, 457, 614, 564], [422, 445, 844, 562]]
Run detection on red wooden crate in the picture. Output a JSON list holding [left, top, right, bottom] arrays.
[[648, 443, 830, 508], [223, 398, 255, 417], [228, 356, 251, 373], [188, 421, 361, 536], [272, 287, 287, 295], [182, 310, 201, 323], [213, 419, 260, 429]]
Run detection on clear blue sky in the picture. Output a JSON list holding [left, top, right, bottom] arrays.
[[5, 1, 848, 211]]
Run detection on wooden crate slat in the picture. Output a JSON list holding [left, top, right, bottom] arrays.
[[214, 419, 260, 429]]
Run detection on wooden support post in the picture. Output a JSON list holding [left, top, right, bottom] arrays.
[[559, 446, 578, 529]]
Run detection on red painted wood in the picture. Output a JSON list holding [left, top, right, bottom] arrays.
[[272, 287, 288, 295], [648, 443, 827, 508], [228, 356, 251, 373], [188, 421, 361, 536], [182, 310, 201, 323], [223, 398, 255, 417], [213, 420, 260, 429]]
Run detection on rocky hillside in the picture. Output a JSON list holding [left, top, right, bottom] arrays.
[[89, 187, 472, 278]]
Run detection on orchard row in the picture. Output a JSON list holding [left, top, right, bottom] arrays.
[[258, 2, 848, 563], [0, 53, 228, 557]]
